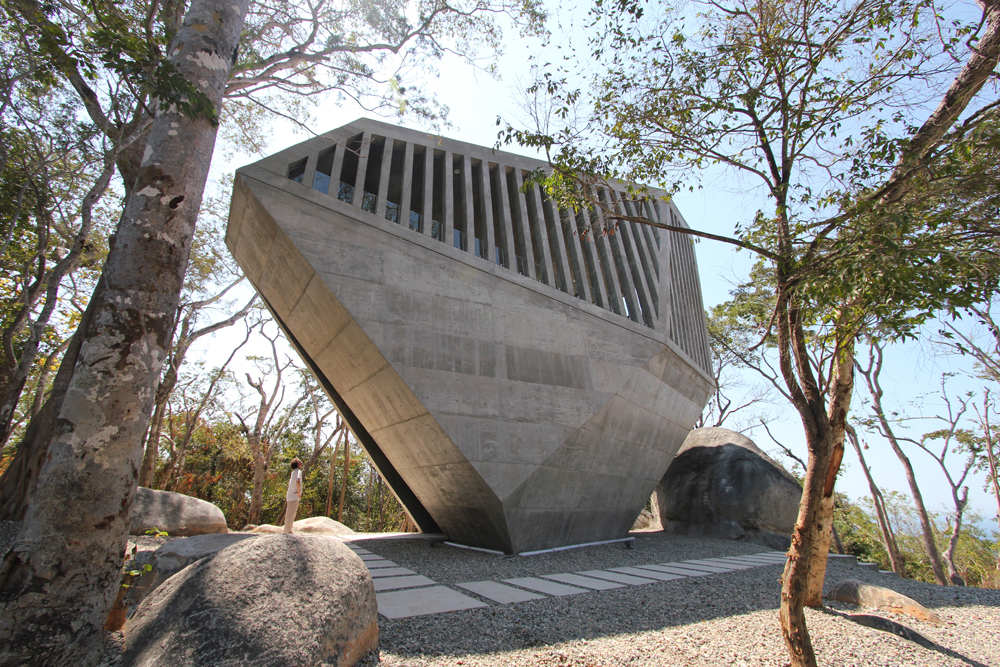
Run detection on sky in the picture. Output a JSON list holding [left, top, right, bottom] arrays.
[[204, 1, 999, 538]]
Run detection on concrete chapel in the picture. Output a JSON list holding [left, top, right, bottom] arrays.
[[226, 118, 713, 553]]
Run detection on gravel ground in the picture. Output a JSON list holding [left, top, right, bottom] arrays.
[[358, 532, 1000, 666], [4, 524, 998, 665]]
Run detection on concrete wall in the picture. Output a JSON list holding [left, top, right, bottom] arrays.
[[226, 119, 713, 553]]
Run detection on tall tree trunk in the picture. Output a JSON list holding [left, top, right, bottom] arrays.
[[249, 445, 266, 526], [859, 346, 950, 585], [776, 285, 854, 667], [942, 491, 968, 586], [0, 311, 88, 521], [26, 336, 71, 421], [845, 424, 905, 575], [0, 0, 249, 661], [974, 394, 1000, 572], [326, 445, 337, 517], [888, 438, 948, 584], [139, 396, 169, 487], [803, 335, 852, 607], [138, 290, 253, 488], [338, 433, 350, 522], [0, 154, 114, 513]]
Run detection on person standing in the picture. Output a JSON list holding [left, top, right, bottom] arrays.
[[283, 458, 303, 534]]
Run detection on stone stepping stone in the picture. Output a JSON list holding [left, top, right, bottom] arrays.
[[609, 566, 684, 582], [646, 563, 715, 577], [731, 554, 786, 563], [377, 585, 487, 619], [358, 553, 385, 561], [695, 558, 757, 569], [541, 573, 625, 590], [346, 546, 371, 555], [372, 574, 436, 592], [576, 569, 658, 585], [369, 567, 416, 578], [726, 556, 785, 565], [363, 559, 399, 569], [457, 581, 546, 604], [502, 576, 588, 596], [676, 560, 738, 573]]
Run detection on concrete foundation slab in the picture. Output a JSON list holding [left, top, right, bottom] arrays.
[[376, 585, 487, 619]]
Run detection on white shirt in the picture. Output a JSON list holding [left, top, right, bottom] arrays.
[[286, 468, 303, 500]]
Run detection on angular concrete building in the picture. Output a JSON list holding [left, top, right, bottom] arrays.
[[226, 118, 713, 553]]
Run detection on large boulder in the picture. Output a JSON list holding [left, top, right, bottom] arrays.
[[294, 516, 355, 535], [631, 507, 660, 531], [827, 579, 943, 625], [654, 427, 801, 549], [248, 516, 355, 535], [122, 534, 258, 615], [124, 534, 378, 666], [130, 487, 228, 536]]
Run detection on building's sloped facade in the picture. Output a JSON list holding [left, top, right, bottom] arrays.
[[226, 118, 713, 553]]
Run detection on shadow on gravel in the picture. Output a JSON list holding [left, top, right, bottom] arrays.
[[819, 608, 991, 667]]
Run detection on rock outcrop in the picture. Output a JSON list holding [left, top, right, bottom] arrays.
[[124, 534, 378, 666], [129, 487, 228, 536], [631, 508, 660, 531], [293, 516, 356, 535], [249, 516, 355, 535], [827, 579, 943, 625], [654, 427, 801, 549], [122, 534, 258, 615]]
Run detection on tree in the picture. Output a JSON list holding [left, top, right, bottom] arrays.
[[0, 0, 250, 661], [939, 302, 1000, 384], [136, 208, 257, 489], [936, 302, 1000, 567], [0, 61, 112, 449], [154, 323, 250, 490], [0, 0, 543, 660], [970, 391, 1000, 553], [844, 423, 906, 575], [697, 301, 778, 430], [855, 341, 949, 584], [916, 379, 992, 585], [233, 326, 309, 525], [504, 0, 1000, 663]]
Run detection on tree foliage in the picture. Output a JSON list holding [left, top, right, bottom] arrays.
[[503, 0, 1000, 663]]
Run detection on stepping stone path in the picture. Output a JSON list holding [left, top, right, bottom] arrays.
[[341, 541, 788, 621]]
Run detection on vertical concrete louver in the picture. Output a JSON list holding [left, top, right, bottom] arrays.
[[227, 118, 713, 553]]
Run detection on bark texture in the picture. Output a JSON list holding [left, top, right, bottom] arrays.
[[0, 0, 249, 662]]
